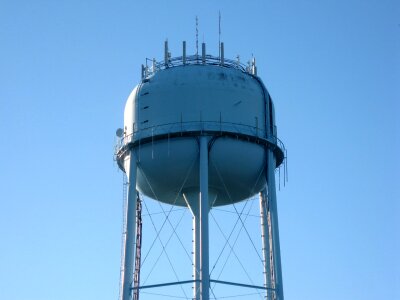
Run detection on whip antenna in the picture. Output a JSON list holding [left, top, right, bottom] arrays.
[[219, 11, 221, 58]]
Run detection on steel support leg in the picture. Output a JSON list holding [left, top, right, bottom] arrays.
[[267, 150, 284, 300], [260, 188, 272, 300], [120, 151, 138, 300]]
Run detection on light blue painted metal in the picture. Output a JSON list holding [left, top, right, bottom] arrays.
[[115, 45, 286, 300], [209, 279, 275, 291], [267, 150, 284, 300], [118, 63, 285, 207], [199, 136, 210, 300], [182, 191, 201, 299], [133, 280, 199, 290], [120, 152, 137, 300], [260, 188, 273, 300], [124, 65, 266, 139]]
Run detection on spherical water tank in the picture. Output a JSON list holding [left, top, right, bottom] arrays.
[[117, 59, 283, 207]]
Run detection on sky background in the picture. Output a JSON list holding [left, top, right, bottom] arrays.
[[0, 0, 399, 299]]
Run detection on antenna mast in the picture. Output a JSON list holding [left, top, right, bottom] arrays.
[[196, 16, 199, 58]]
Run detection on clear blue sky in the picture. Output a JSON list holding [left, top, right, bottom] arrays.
[[0, 1, 399, 299]]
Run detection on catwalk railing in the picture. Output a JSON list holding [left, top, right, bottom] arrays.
[[142, 54, 254, 79]]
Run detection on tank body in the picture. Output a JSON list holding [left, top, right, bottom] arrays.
[[121, 64, 278, 207]]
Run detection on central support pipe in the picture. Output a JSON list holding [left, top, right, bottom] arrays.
[[199, 136, 210, 300]]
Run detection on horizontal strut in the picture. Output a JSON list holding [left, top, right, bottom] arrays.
[[131, 280, 199, 290], [131, 279, 275, 291], [210, 279, 275, 291]]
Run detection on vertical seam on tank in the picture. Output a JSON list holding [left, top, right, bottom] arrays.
[[252, 75, 270, 139]]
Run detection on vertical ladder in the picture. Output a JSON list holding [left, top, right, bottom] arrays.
[[119, 175, 129, 300], [133, 193, 142, 300], [267, 197, 277, 300]]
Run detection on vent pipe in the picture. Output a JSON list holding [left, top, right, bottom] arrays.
[[202, 43, 206, 64], [164, 40, 169, 66], [252, 57, 257, 75], [183, 41, 186, 64], [220, 42, 224, 65]]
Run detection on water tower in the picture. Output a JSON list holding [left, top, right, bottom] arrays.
[[115, 40, 286, 300]]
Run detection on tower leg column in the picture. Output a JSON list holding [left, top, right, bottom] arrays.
[[192, 201, 200, 300], [267, 150, 284, 300], [120, 151, 138, 300], [260, 188, 272, 300], [199, 136, 210, 300]]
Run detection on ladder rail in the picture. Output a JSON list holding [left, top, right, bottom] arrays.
[[133, 193, 143, 300]]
